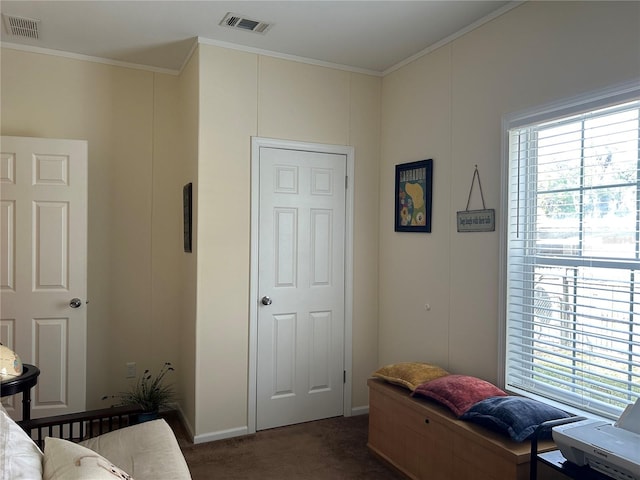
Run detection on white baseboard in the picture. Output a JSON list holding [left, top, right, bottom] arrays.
[[174, 405, 248, 444], [175, 405, 369, 445], [351, 405, 369, 416], [193, 426, 249, 445]]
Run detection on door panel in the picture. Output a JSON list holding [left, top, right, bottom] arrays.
[[1, 200, 15, 291], [273, 313, 296, 397], [275, 208, 297, 287], [34, 318, 68, 404], [256, 147, 346, 430], [308, 310, 331, 391], [34, 201, 69, 290], [0, 136, 87, 419], [311, 209, 332, 284]]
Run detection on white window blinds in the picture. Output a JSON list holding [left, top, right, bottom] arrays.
[[504, 91, 640, 419]]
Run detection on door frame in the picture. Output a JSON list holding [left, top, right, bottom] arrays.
[[248, 137, 354, 434]]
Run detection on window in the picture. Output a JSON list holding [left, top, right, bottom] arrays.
[[503, 84, 640, 419]]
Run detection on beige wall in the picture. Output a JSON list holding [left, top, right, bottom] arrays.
[[195, 45, 258, 437], [193, 45, 381, 437], [0, 50, 187, 408], [0, 42, 381, 438], [348, 72, 381, 409], [379, 1, 640, 382], [175, 50, 200, 435], [257, 55, 382, 411], [151, 54, 199, 431]]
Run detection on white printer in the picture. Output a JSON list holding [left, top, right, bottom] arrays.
[[552, 400, 640, 480]]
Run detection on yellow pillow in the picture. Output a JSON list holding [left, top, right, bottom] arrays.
[[372, 362, 449, 391]]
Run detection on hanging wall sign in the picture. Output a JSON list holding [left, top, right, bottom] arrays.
[[457, 165, 495, 232]]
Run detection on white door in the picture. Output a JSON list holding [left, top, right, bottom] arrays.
[[256, 146, 346, 431], [1, 136, 87, 420]]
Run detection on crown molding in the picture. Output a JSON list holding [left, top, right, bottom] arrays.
[[196, 37, 383, 77], [1, 41, 181, 76]]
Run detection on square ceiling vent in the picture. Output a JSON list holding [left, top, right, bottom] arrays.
[[219, 13, 272, 34], [2, 14, 40, 39]]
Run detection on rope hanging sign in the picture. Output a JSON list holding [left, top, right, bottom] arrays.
[[457, 165, 495, 232]]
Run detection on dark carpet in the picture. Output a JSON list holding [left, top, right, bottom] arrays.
[[167, 413, 404, 480]]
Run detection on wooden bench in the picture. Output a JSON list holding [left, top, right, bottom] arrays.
[[368, 378, 557, 480]]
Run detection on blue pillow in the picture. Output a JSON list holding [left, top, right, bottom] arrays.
[[459, 396, 570, 442]]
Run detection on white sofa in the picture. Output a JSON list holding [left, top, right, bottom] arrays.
[[0, 404, 191, 480]]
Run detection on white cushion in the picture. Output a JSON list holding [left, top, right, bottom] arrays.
[[44, 437, 133, 480], [0, 404, 43, 480], [81, 419, 191, 480]]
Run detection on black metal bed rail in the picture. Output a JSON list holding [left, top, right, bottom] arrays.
[[18, 405, 144, 448], [529, 415, 587, 480]]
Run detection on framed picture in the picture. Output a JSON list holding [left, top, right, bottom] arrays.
[[183, 182, 192, 252], [395, 159, 433, 232]]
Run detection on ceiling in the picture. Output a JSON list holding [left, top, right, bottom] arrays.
[[0, 1, 515, 75]]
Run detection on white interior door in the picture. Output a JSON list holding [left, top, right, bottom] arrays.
[[1, 136, 87, 420], [256, 146, 346, 431]]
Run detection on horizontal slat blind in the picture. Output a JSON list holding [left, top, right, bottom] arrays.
[[505, 98, 640, 419]]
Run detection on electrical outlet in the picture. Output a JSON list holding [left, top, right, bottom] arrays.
[[126, 362, 136, 379]]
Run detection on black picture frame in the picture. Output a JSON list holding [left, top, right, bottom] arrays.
[[395, 159, 433, 232], [183, 182, 192, 252]]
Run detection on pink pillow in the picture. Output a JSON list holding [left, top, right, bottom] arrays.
[[412, 374, 507, 417]]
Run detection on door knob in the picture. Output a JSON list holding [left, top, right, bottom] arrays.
[[69, 298, 83, 308], [261, 296, 272, 306]]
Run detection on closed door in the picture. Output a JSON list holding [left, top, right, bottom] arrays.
[[1, 136, 87, 419], [256, 146, 346, 430]]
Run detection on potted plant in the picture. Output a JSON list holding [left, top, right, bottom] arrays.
[[103, 362, 175, 421]]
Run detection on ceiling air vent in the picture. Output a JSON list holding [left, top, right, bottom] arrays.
[[2, 14, 40, 39], [219, 12, 271, 34]]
